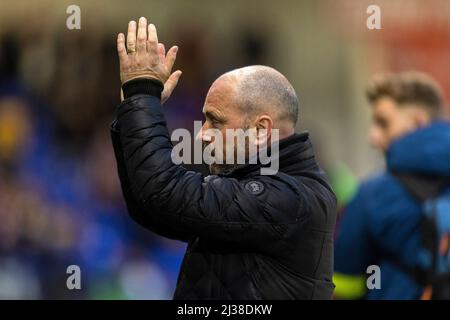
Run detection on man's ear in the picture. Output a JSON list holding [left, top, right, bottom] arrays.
[[254, 115, 273, 146]]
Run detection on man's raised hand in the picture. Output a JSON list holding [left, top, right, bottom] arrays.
[[117, 17, 182, 103]]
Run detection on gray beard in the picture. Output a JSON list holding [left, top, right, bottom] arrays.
[[205, 123, 252, 175], [208, 163, 241, 175]]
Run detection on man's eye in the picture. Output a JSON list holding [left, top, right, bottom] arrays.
[[378, 119, 388, 129], [374, 116, 388, 129], [210, 118, 220, 126]]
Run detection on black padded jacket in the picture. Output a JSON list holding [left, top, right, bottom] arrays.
[[110, 80, 337, 299]]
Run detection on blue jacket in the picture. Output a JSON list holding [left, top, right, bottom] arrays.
[[335, 121, 450, 299]]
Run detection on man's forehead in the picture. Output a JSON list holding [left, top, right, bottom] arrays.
[[202, 100, 225, 116], [203, 76, 237, 114], [372, 97, 400, 115]]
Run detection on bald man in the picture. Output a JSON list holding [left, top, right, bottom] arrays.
[[111, 18, 337, 299]]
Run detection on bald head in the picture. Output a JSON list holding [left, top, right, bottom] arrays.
[[201, 66, 298, 174], [216, 65, 299, 128]]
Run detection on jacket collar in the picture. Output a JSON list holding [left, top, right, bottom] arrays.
[[218, 132, 317, 178], [387, 120, 450, 176]]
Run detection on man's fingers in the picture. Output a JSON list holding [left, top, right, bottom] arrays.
[[162, 70, 182, 103], [126, 20, 137, 53], [136, 17, 147, 53], [117, 33, 127, 62], [167, 70, 182, 87], [119, 18, 179, 85], [147, 24, 159, 55], [165, 46, 179, 73], [158, 43, 166, 64]]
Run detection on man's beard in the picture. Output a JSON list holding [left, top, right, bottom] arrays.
[[209, 162, 240, 175], [204, 124, 252, 175], [204, 142, 246, 175]]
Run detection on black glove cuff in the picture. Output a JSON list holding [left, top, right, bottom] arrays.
[[122, 78, 164, 100]]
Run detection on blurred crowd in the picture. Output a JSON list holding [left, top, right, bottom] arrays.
[[0, 23, 273, 299], [1, 0, 449, 300]]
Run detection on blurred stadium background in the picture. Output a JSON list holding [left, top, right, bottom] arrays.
[[0, 0, 449, 299]]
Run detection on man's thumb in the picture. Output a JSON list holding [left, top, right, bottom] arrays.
[[162, 70, 182, 104]]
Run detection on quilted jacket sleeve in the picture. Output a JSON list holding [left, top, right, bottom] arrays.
[[111, 91, 308, 250]]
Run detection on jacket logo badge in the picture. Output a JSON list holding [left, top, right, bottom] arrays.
[[244, 181, 265, 195]]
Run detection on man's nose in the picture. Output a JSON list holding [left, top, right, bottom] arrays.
[[195, 122, 210, 142], [368, 127, 382, 149]]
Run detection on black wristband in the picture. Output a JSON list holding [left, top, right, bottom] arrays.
[[122, 78, 164, 100]]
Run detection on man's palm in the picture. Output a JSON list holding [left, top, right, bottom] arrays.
[[117, 17, 181, 103]]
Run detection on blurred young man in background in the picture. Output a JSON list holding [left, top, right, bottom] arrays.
[[334, 71, 450, 299]]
